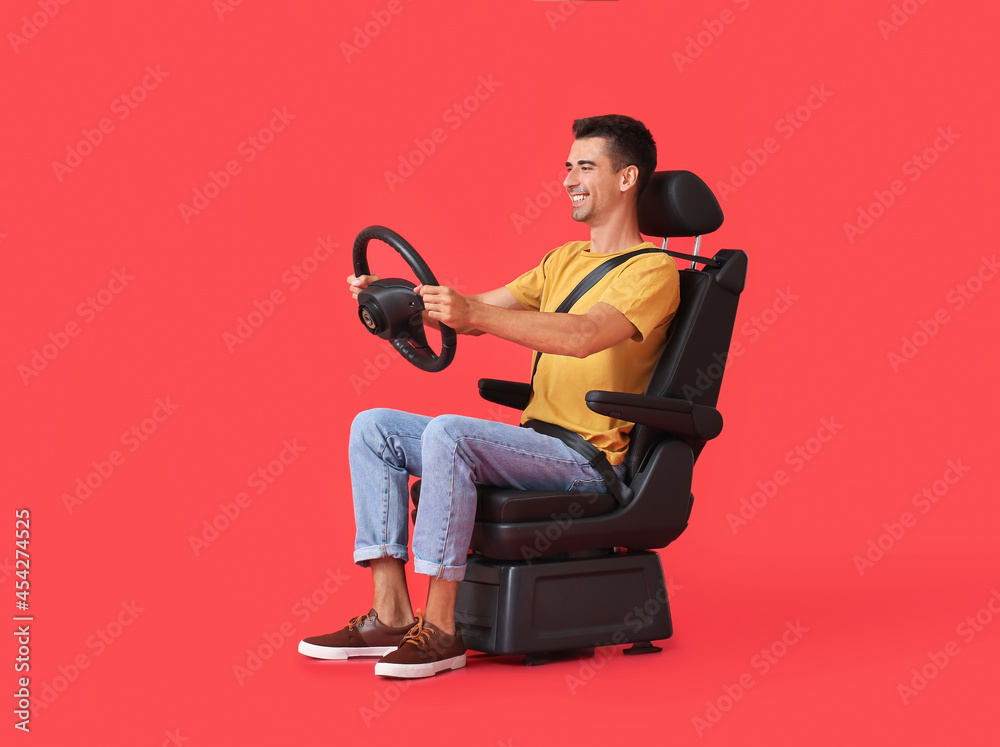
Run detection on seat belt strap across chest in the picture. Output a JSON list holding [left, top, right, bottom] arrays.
[[528, 247, 663, 390], [523, 247, 663, 508]]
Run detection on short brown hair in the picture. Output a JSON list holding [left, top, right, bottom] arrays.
[[572, 114, 657, 194]]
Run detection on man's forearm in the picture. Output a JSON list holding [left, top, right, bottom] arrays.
[[417, 284, 635, 355], [421, 310, 486, 336], [467, 302, 597, 357]]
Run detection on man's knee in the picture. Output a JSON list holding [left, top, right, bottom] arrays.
[[351, 407, 393, 437], [349, 408, 393, 456], [424, 414, 474, 444]]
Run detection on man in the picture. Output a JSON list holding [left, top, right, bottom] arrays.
[[299, 115, 680, 678]]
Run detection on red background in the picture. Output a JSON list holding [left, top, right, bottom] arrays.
[[3, 1, 998, 744]]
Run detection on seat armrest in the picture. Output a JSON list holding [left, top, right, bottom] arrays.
[[478, 379, 530, 411], [585, 390, 723, 440]]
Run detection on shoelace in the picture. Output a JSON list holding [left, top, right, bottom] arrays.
[[347, 611, 376, 631], [400, 610, 433, 647]]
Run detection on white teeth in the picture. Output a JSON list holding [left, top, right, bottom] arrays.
[[572, 194, 587, 202]]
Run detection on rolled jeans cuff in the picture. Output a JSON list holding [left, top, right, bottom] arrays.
[[354, 543, 409, 567], [414, 556, 466, 582]]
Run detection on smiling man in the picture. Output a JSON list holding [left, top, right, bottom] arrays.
[[299, 115, 680, 678]]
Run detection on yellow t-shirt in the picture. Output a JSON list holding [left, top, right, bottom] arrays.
[[505, 241, 680, 465]]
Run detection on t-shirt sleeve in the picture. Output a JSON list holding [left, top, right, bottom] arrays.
[[505, 247, 559, 312], [598, 257, 680, 343]]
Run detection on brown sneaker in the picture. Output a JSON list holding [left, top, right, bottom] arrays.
[[298, 609, 415, 660], [373, 611, 466, 678]]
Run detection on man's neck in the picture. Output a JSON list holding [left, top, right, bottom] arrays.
[[586, 211, 645, 254]]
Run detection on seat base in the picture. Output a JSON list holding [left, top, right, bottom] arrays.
[[524, 647, 595, 666], [455, 550, 673, 656]]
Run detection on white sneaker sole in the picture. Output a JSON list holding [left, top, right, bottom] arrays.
[[374, 653, 466, 678], [298, 640, 398, 660]]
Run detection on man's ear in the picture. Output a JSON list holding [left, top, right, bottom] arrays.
[[619, 165, 639, 193]]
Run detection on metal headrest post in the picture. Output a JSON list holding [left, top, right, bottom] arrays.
[[662, 235, 708, 271]]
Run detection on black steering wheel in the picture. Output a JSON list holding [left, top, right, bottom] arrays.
[[352, 225, 456, 373]]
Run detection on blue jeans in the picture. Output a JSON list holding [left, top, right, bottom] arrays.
[[350, 408, 626, 581]]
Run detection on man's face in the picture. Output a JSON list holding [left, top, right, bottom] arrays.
[[563, 136, 622, 224]]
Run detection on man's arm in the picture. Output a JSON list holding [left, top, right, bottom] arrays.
[[417, 285, 638, 358], [441, 286, 523, 336], [468, 286, 523, 308], [349, 274, 524, 336], [413, 285, 523, 335]]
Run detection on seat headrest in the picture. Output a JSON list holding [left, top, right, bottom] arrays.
[[637, 170, 724, 238]]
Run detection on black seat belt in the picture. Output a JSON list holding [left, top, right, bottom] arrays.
[[528, 247, 663, 389], [523, 247, 663, 507], [522, 420, 634, 507]]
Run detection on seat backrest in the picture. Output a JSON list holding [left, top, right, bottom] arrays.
[[624, 251, 747, 478], [624, 171, 747, 479]]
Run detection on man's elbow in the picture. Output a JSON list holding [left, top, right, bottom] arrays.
[[562, 334, 597, 359], [557, 318, 601, 358], [565, 326, 636, 358]]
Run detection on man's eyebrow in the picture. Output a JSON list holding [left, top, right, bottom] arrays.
[[566, 159, 598, 167]]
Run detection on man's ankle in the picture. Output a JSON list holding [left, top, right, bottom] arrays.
[[425, 616, 456, 636], [374, 606, 415, 629]]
